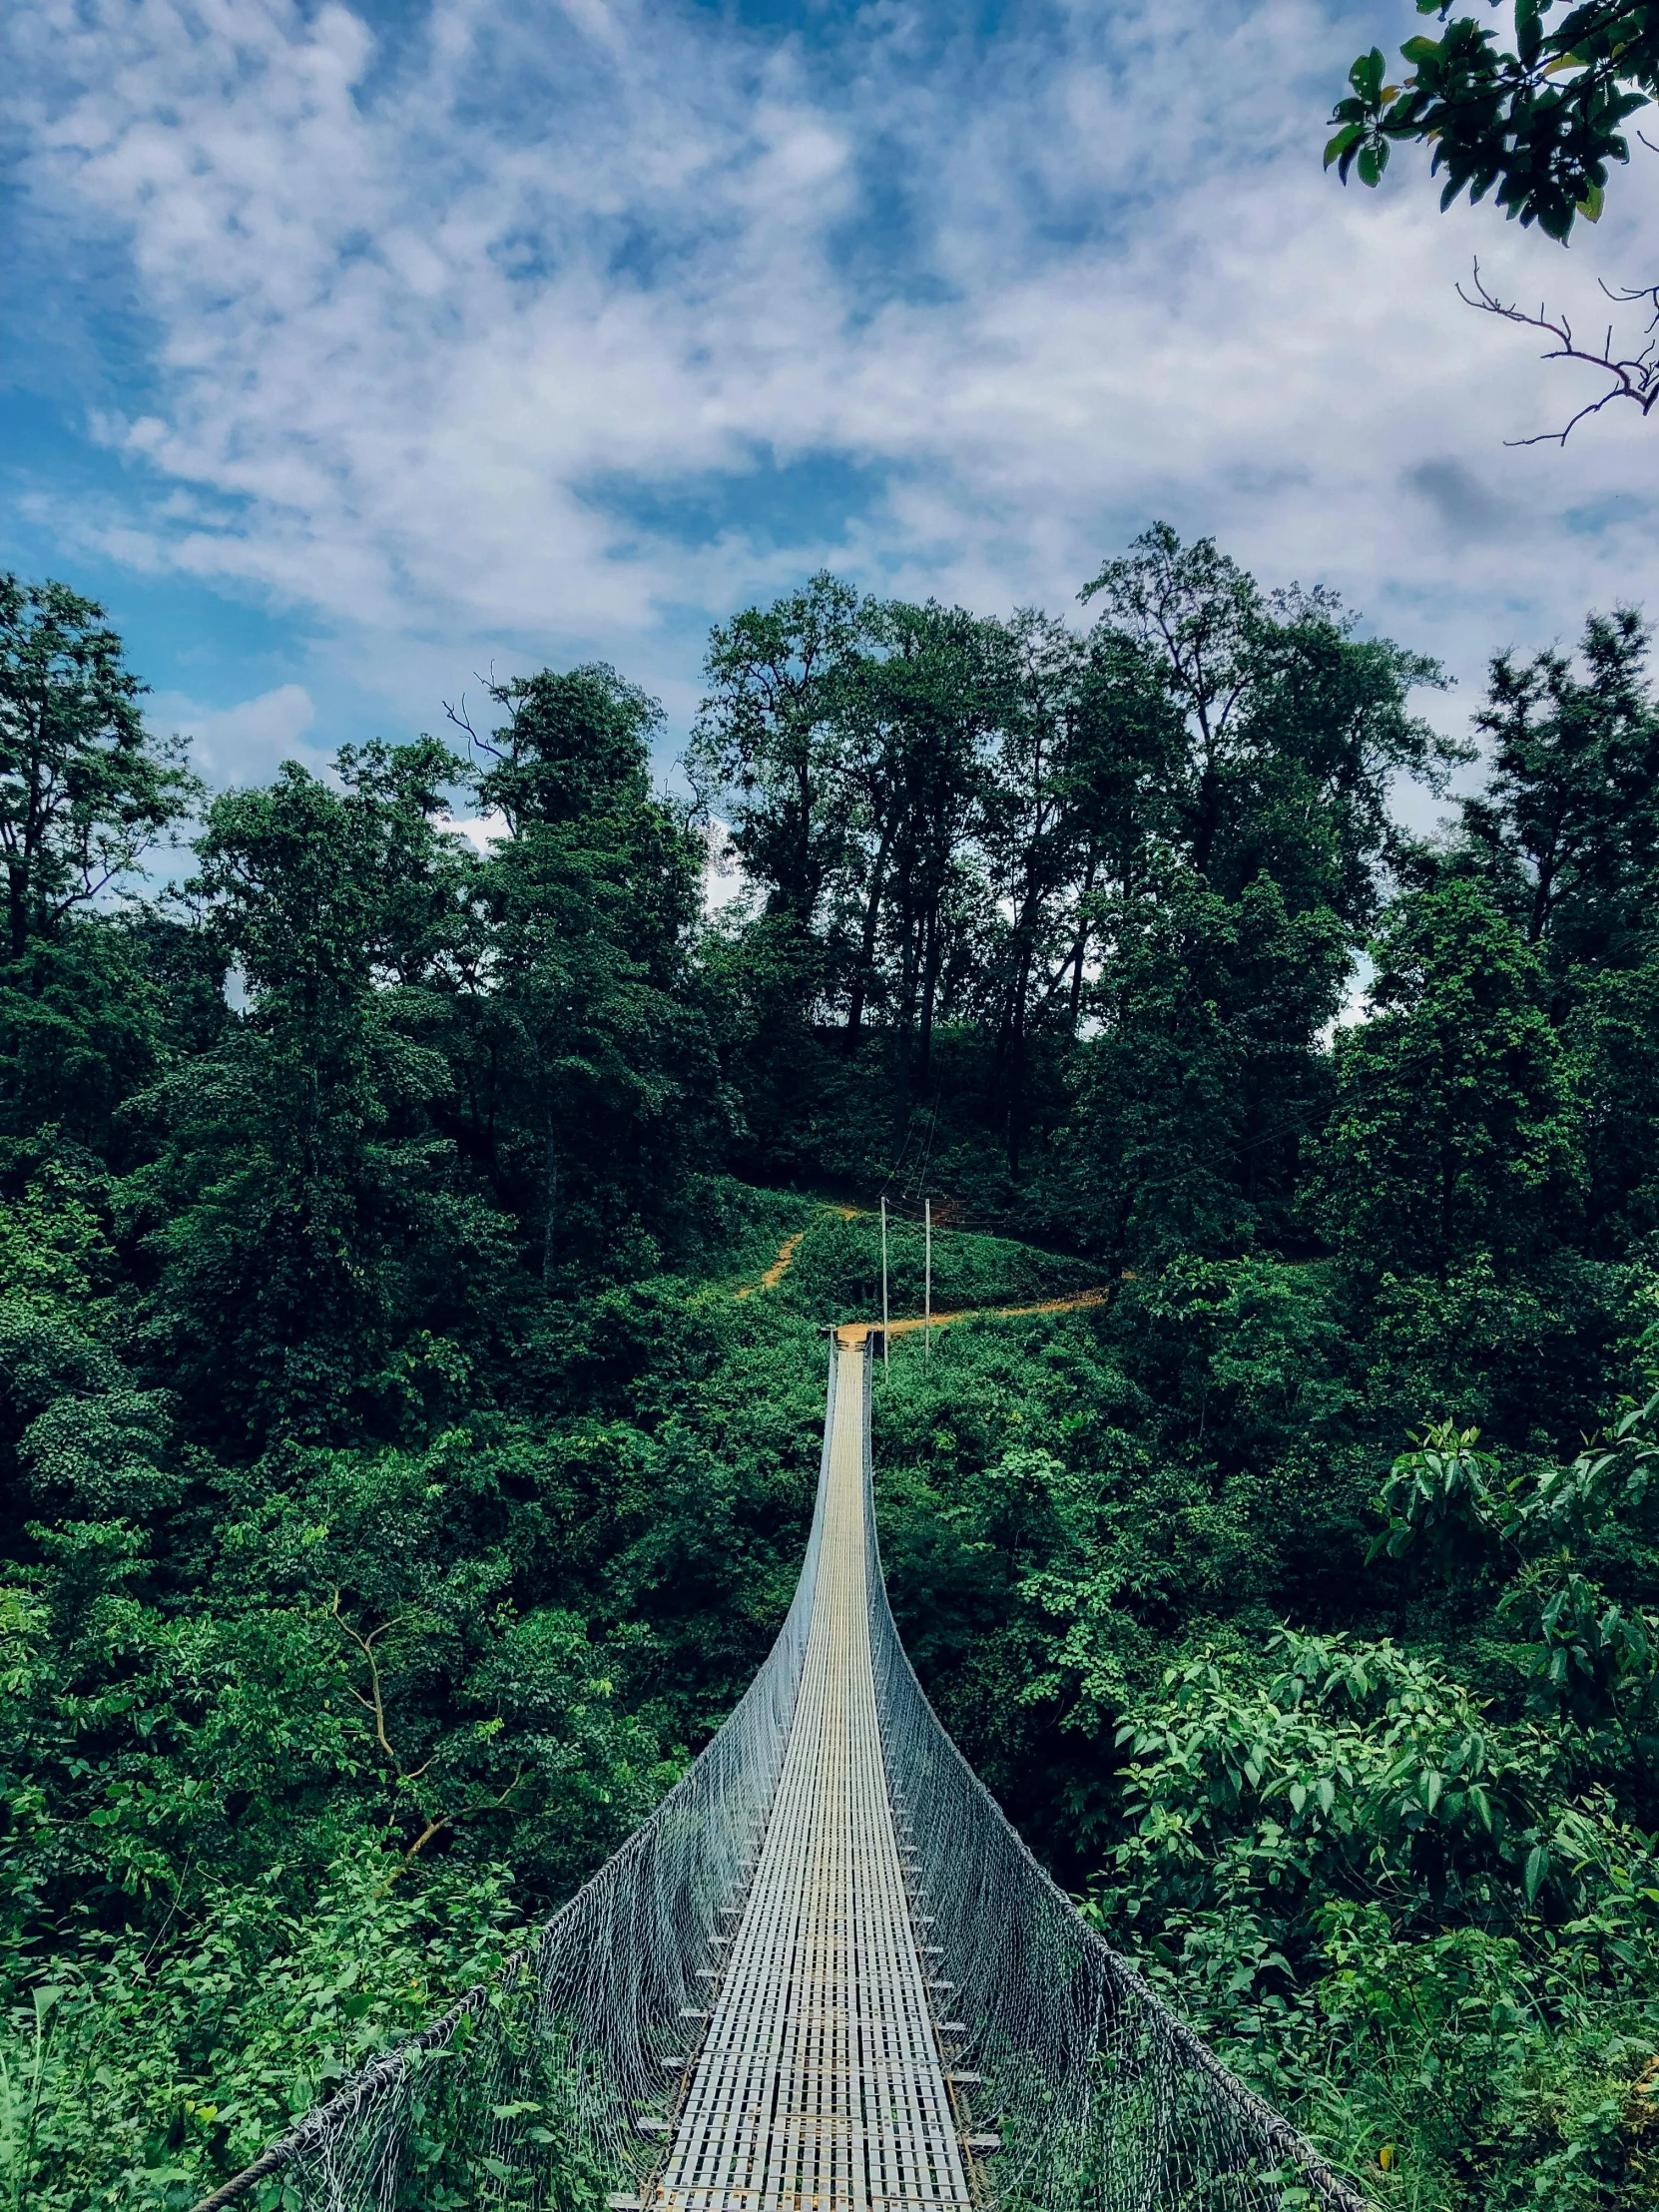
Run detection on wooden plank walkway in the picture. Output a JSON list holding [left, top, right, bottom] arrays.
[[651, 1343, 972, 2212]]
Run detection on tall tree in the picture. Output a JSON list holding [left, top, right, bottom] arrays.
[[688, 577, 869, 934], [0, 583, 209, 1165], [0, 577, 198, 959], [1081, 525, 1263, 886], [459, 666, 724, 1281], [1053, 527, 1449, 1258], [1062, 864, 1349, 1264], [142, 739, 499, 1449], [1080, 525, 1450, 919], [1238, 589, 1452, 923], [1310, 878, 1583, 1278], [1459, 607, 1659, 967], [977, 613, 1087, 1173], [1042, 628, 1187, 1043], [862, 601, 1007, 1102]]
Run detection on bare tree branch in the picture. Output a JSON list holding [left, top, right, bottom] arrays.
[[443, 664, 507, 761], [329, 1588, 410, 1771], [1460, 259, 1659, 446], [442, 695, 478, 744], [329, 1590, 522, 1886], [381, 1771, 528, 1889]]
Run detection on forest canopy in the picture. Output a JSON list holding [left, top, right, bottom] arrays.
[[4, 532, 1659, 2208]]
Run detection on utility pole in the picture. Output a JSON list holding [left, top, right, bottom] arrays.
[[924, 1198, 931, 1362], [880, 1196, 889, 1375]]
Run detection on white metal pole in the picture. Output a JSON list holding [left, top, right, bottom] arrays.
[[880, 1196, 889, 1374], [924, 1197, 931, 1361]]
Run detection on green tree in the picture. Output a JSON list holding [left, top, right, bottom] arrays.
[[1311, 879, 1582, 1275], [1081, 526, 1264, 888], [690, 586, 1010, 1154], [859, 601, 1007, 1104], [975, 613, 1101, 1173], [1569, 956, 1659, 1249], [0, 922, 170, 1162], [456, 665, 725, 1281], [1062, 865, 1348, 1264], [0, 583, 207, 1166], [688, 576, 869, 931], [141, 740, 506, 1449], [1458, 608, 1659, 967], [832, 601, 1006, 1060], [1430, 610, 1659, 1257], [0, 578, 198, 960], [1053, 629, 1186, 1011], [1080, 525, 1451, 920]]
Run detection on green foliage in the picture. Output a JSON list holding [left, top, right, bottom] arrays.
[[461, 666, 726, 1283], [6, 548, 1659, 2210], [853, 1251, 1659, 2197], [0, 578, 200, 962], [1327, 4, 1656, 239], [1311, 879, 1582, 1277], [0, 1846, 519, 2210], [777, 1208, 1097, 1322], [1372, 1421, 1501, 1571], [1078, 524, 1452, 923], [135, 741, 512, 1449], [1060, 865, 1347, 1264], [1085, 1621, 1659, 2204], [1460, 609, 1659, 964], [693, 524, 1451, 1202]]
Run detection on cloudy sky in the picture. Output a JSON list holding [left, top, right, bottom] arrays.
[[5, 0, 1658, 802]]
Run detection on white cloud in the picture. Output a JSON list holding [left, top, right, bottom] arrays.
[[450, 809, 509, 855], [148, 681, 320, 785], [11, 0, 1659, 757], [702, 820, 748, 918]]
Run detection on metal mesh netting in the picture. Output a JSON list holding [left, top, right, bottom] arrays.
[[194, 1341, 1366, 2212], [856, 1348, 1367, 2212], [193, 1359, 840, 2212]]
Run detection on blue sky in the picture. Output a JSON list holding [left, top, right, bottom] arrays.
[[6, 0, 1659, 812]]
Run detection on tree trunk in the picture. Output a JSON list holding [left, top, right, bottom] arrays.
[[542, 1128, 559, 1285], [1067, 851, 1098, 1030], [916, 902, 944, 1088], [1191, 757, 1221, 880], [845, 816, 897, 1049]]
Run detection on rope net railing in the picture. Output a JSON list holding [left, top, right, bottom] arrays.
[[858, 1346, 1367, 2212], [192, 1357, 840, 2212], [192, 1338, 1367, 2212]]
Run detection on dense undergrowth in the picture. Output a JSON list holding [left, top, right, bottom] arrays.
[[869, 1279, 1659, 2212], [8, 539, 1659, 2208], [8, 1199, 1659, 2209]]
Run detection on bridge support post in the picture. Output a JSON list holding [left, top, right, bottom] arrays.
[[880, 1196, 889, 1374]]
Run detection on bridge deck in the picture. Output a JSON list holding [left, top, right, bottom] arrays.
[[655, 1344, 972, 2212]]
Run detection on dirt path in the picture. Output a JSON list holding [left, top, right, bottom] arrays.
[[737, 1231, 807, 1301], [835, 1287, 1106, 1348], [740, 1215, 1103, 1341], [737, 1208, 863, 1302]]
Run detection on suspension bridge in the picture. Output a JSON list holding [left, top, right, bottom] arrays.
[[195, 1329, 1367, 2212]]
